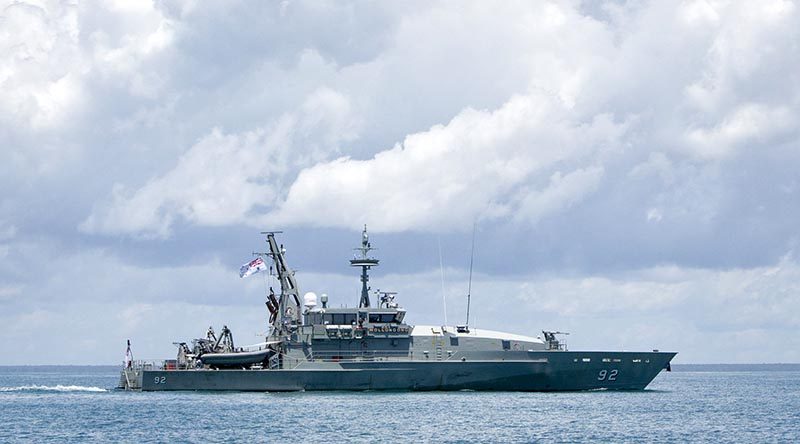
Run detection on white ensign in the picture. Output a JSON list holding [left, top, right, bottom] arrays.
[[240, 257, 267, 278]]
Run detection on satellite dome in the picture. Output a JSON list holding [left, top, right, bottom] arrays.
[[303, 292, 318, 309]]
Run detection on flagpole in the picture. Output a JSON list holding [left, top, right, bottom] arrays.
[[125, 339, 133, 368]]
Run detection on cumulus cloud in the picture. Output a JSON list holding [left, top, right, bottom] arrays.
[[0, 0, 178, 188], [0, 1, 82, 129], [685, 104, 796, 159], [73, 0, 800, 240], [268, 95, 622, 231], [0, 0, 175, 127], [2, 1, 800, 364], [80, 87, 359, 237], [80, 124, 292, 238]]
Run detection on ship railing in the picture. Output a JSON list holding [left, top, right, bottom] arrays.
[[237, 342, 272, 353], [267, 350, 415, 368], [309, 349, 410, 362], [268, 352, 411, 370], [126, 359, 192, 371], [125, 360, 165, 370], [546, 341, 568, 351], [298, 349, 460, 363]]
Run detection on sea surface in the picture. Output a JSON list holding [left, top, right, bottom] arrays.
[[1, 364, 798, 443]]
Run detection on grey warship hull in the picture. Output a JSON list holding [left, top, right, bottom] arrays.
[[123, 350, 674, 392], [119, 228, 676, 392]]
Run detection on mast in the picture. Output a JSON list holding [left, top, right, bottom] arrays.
[[350, 225, 379, 308], [261, 231, 301, 338]]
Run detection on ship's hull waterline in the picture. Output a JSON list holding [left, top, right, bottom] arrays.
[[125, 351, 675, 392]]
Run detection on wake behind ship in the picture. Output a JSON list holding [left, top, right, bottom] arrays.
[[119, 228, 675, 391]]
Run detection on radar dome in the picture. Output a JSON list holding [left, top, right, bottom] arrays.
[[303, 292, 318, 309]]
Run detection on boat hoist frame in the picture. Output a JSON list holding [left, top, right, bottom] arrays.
[[262, 231, 302, 340]]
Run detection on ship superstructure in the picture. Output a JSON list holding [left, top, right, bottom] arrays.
[[119, 228, 675, 391]]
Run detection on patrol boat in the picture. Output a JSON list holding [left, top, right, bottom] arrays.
[[119, 228, 675, 391]]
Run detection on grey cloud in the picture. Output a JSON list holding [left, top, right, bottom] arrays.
[[1, 1, 799, 364], [4, 233, 798, 364]]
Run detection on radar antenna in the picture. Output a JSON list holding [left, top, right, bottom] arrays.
[[350, 225, 379, 308]]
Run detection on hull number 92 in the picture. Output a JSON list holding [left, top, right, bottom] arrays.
[[597, 369, 618, 381], [154, 376, 166, 384]]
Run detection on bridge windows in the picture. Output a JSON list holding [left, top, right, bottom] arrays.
[[309, 313, 358, 325], [369, 313, 399, 323], [306, 310, 404, 326], [331, 313, 357, 325]]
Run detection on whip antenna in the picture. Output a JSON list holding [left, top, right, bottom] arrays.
[[466, 221, 476, 328], [438, 237, 448, 326]]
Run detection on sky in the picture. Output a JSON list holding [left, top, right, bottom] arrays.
[[1, 0, 799, 365]]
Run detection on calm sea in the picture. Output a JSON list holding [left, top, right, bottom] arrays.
[[1, 365, 798, 443]]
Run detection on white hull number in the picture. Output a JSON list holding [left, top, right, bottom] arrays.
[[597, 369, 618, 381]]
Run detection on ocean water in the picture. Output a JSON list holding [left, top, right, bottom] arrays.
[[1, 365, 798, 443]]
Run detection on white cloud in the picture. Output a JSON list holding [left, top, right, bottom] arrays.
[[0, 0, 178, 185], [646, 208, 663, 223], [685, 104, 795, 159], [0, 1, 83, 129], [0, 0, 175, 127], [72, 0, 800, 238], [80, 123, 293, 238], [2, 1, 800, 365], [268, 95, 624, 231], [679, 0, 720, 25], [514, 166, 605, 223], [80, 87, 360, 237], [87, 7, 175, 98]]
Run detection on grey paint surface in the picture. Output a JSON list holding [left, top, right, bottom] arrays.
[[127, 350, 674, 392]]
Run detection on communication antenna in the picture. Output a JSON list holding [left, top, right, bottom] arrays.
[[438, 237, 448, 326], [350, 225, 379, 308], [465, 221, 476, 328]]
